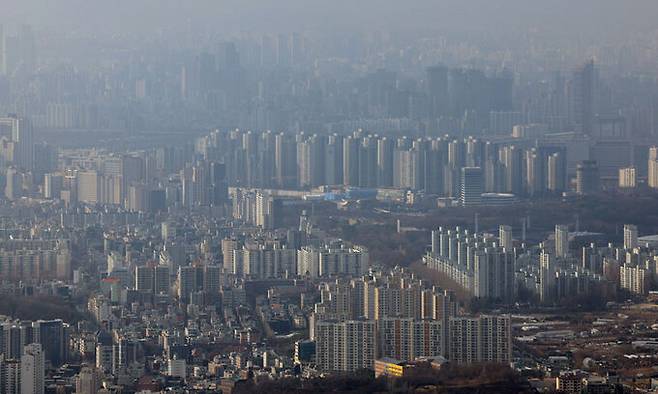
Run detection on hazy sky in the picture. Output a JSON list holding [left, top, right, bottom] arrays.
[[3, 0, 658, 38]]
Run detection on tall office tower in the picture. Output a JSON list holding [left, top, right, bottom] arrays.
[[449, 315, 511, 364], [135, 265, 159, 293], [177, 266, 202, 303], [547, 152, 567, 192], [618, 167, 637, 189], [325, 134, 343, 185], [203, 265, 222, 294], [75, 366, 100, 394], [21, 343, 45, 394], [555, 225, 570, 258], [275, 133, 297, 188], [499, 225, 513, 250], [540, 252, 556, 303], [377, 137, 394, 187], [500, 145, 523, 195], [315, 320, 376, 372], [342, 136, 360, 186], [624, 224, 638, 250], [460, 167, 483, 206], [570, 60, 596, 135], [153, 265, 170, 295], [33, 319, 66, 367], [649, 147, 658, 189], [576, 160, 600, 195]]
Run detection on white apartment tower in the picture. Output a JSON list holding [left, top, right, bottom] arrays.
[[623, 224, 638, 250], [21, 343, 45, 394], [555, 225, 569, 258]]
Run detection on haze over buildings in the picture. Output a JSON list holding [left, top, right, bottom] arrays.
[[1, 1, 658, 393]]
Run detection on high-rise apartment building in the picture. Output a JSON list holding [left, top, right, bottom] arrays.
[[649, 147, 658, 189], [75, 366, 100, 394], [0, 116, 34, 171], [540, 252, 556, 303], [2, 357, 21, 394], [378, 318, 444, 361], [315, 319, 376, 373], [297, 245, 369, 278], [448, 315, 511, 364], [499, 225, 513, 250], [473, 248, 515, 302], [624, 224, 638, 250], [618, 167, 637, 189], [555, 225, 570, 258], [547, 152, 567, 192], [21, 343, 45, 394]]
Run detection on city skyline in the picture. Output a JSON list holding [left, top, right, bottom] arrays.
[[1, 2, 658, 393]]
